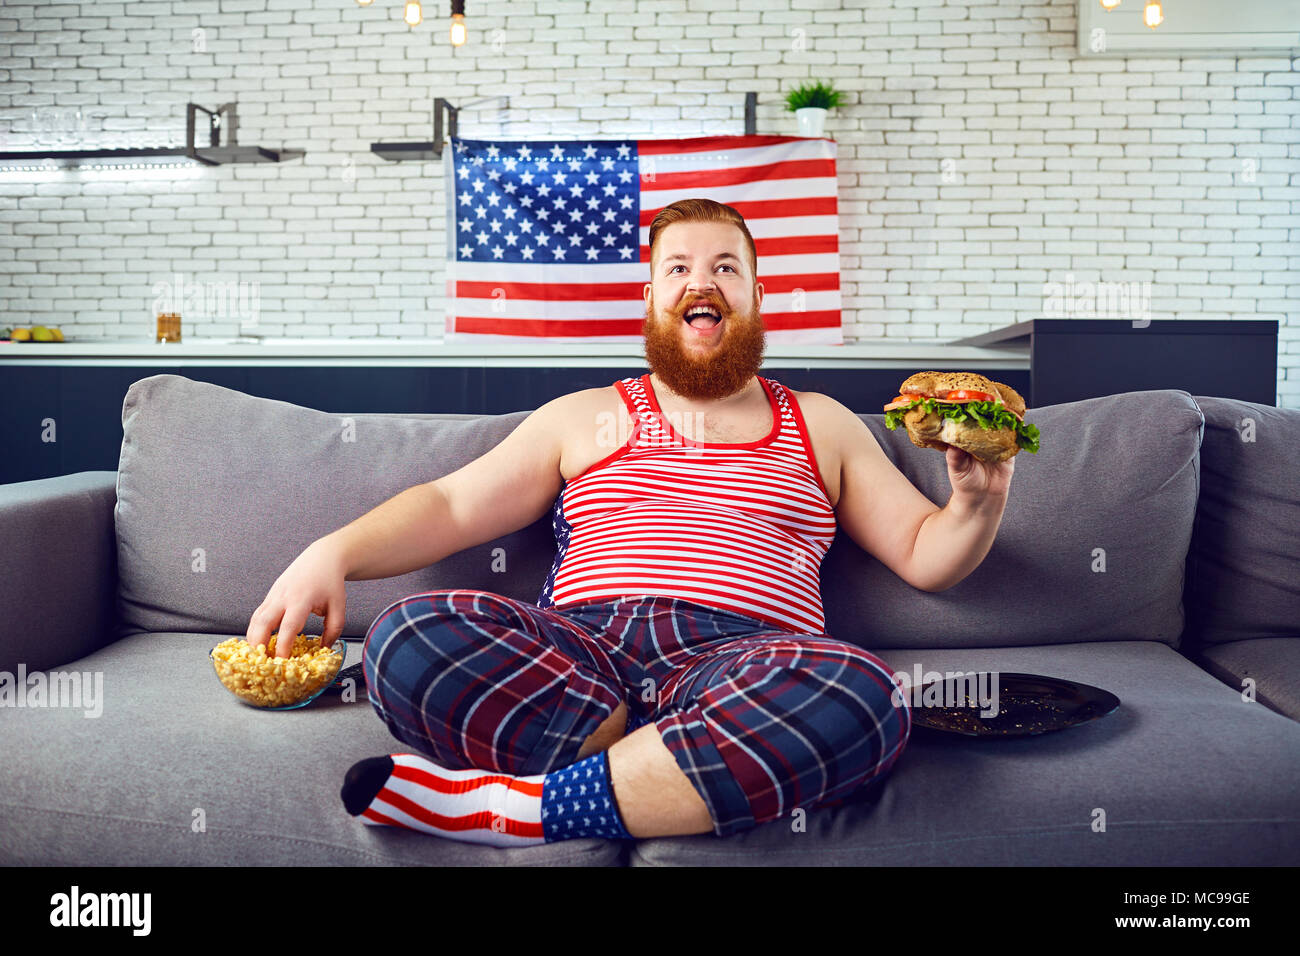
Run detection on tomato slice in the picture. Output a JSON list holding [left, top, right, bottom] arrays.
[[884, 393, 928, 411], [943, 389, 996, 402]]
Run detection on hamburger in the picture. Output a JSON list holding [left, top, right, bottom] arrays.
[[883, 371, 1040, 464]]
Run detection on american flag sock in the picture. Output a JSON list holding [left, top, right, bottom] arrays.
[[341, 750, 635, 847]]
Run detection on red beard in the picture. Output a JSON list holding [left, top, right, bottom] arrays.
[[642, 292, 767, 402]]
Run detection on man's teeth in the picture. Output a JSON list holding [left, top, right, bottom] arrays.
[[686, 305, 721, 326]]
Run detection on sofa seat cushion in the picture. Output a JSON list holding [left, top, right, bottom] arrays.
[[1194, 637, 1300, 723], [629, 640, 1300, 866], [0, 631, 623, 866]]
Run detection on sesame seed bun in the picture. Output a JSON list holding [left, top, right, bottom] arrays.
[[899, 370, 1006, 402]]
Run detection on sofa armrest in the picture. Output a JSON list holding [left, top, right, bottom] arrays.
[[1192, 638, 1300, 723], [0, 471, 122, 672]]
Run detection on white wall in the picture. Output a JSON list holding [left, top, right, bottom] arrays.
[[1, 0, 1296, 405]]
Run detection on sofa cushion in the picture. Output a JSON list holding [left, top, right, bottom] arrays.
[[821, 389, 1205, 651], [1182, 395, 1300, 652], [630, 640, 1300, 866], [0, 631, 623, 866], [10, 634, 1294, 866], [114, 375, 554, 640]]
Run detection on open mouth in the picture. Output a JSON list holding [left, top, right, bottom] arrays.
[[683, 304, 723, 332]]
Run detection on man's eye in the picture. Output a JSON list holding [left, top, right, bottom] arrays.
[[670, 265, 735, 273]]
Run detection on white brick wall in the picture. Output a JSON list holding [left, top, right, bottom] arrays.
[[0, 0, 1296, 406]]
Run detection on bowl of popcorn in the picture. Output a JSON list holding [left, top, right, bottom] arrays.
[[210, 632, 346, 710]]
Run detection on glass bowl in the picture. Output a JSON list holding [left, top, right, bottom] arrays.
[[209, 635, 347, 711]]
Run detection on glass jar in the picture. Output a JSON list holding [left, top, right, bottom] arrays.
[[156, 312, 182, 343]]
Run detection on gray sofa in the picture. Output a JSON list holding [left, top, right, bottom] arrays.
[[2, 373, 1297, 866]]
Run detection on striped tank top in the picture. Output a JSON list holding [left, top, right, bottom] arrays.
[[536, 373, 838, 635]]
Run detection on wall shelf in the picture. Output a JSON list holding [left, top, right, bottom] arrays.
[[371, 97, 458, 161], [370, 93, 759, 162], [0, 102, 304, 170]]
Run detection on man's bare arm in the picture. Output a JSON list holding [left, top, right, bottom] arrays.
[[907, 482, 1011, 593], [819, 395, 941, 591]]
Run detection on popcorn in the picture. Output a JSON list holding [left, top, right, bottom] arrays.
[[211, 633, 343, 708]]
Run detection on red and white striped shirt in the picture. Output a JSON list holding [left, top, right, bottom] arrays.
[[537, 374, 838, 634]]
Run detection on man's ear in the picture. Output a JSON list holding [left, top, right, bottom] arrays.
[[755, 281, 764, 310], [644, 282, 652, 306]]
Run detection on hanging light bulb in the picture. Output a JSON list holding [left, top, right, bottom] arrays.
[[404, 1, 423, 27], [1099, 0, 1121, 10], [450, 1, 467, 46], [1143, 0, 1163, 27], [355, 0, 373, 6]]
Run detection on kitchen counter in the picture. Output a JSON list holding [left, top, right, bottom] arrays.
[[0, 335, 1033, 484], [0, 337, 1029, 368]]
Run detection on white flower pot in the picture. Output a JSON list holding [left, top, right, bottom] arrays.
[[795, 107, 828, 138]]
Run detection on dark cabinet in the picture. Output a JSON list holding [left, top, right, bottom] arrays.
[[950, 319, 1279, 408]]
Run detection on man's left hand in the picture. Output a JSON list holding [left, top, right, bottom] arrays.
[[945, 444, 1015, 502]]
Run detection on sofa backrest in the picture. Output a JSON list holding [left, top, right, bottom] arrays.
[[114, 375, 551, 640], [822, 388, 1204, 650], [115, 374, 1205, 653], [1180, 395, 1300, 654]]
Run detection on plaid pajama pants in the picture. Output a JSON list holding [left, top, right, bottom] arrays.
[[361, 589, 911, 838]]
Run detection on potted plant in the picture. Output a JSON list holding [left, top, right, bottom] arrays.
[[784, 80, 844, 138]]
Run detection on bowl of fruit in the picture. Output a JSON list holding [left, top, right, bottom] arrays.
[[2, 326, 65, 342]]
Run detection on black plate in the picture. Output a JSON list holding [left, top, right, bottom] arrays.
[[907, 671, 1120, 736]]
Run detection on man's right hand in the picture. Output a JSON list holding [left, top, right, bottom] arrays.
[[245, 539, 349, 659]]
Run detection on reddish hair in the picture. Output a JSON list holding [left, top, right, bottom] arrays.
[[647, 198, 758, 278]]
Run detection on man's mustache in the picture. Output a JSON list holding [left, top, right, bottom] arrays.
[[674, 295, 728, 317]]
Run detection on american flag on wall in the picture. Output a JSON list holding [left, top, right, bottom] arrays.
[[443, 134, 843, 344]]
